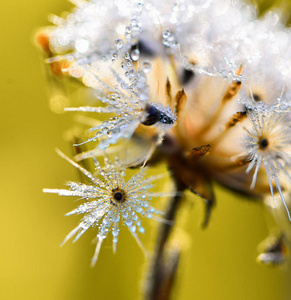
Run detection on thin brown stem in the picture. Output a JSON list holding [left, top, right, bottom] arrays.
[[145, 186, 184, 300]]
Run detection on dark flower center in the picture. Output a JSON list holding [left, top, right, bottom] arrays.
[[114, 192, 123, 201], [259, 138, 269, 150], [111, 188, 126, 205]]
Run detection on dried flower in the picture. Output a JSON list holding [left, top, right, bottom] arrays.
[[43, 150, 167, 266], [38, 0, 291, 277], [241, 100, 291, 220], [66, 51, 177, 150]]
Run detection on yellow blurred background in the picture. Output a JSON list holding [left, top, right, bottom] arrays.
[[1, 0, 290, 299]]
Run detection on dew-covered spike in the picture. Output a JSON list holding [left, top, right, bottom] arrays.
[[91, 238, 104, 267]]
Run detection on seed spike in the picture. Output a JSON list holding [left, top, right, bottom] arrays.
[[91, 238, 104, 267]]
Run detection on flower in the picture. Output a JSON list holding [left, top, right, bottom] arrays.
[[241, 100, 291, 220], [38, 0, 291, 270], [66, 50, 177, 150], [43, 149, 167, 266]]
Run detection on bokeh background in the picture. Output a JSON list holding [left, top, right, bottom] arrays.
[[1, 0, 290, 299]]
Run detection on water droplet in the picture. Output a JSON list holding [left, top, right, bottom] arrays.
[[162, 29, 177, 47], [146, 213, 152, 219], [112, 52, 118, 61], [125, 26, 131, 34], [131, 49, 140, 61], [129, 225, 136, 233], [112, 230, 119, 237], [102, 127, 109, 135], [126, 220, 133, 226], [163, 29, 171, 39], [130, 19, 138, 26], [136, 207, 142, 213], [142, 61, 152, 73], [114, 39, 124, 49]]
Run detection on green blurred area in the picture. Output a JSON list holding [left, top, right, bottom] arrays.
[[0, 0, 290, 299]]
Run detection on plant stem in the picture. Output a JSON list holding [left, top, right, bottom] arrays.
[[145, 186, 184, 300]]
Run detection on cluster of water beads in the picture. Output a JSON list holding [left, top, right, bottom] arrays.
[[163, 29, 178, 49]]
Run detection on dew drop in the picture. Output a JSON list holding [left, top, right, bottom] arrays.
[[142, 61, 152, 73], [125, 26, 131, 34], [126, 220, 133, 226], [129, 225, 136, 233], [112, 52, 118, 61], [130, 49, 140, 61], [112, 230, 119, 237], [114, 39, 124, 49]]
